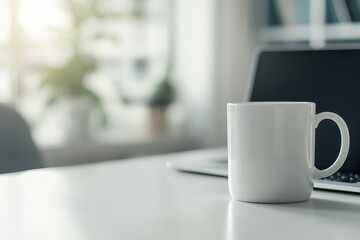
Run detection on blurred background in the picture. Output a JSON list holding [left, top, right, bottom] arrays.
[[0, 0, 358, 167]]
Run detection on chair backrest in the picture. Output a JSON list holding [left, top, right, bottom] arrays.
[[0, 104, 43, 173]]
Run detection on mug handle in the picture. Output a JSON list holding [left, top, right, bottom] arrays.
[[314, 112, 350, 179]]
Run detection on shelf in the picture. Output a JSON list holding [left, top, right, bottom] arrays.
[[260, 25, 310, 42], [325, 23, 360, 40], [260, 22, 360, 42]]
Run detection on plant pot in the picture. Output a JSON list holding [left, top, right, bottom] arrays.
[[148, 106, 168, 134], [63, 99, 92, 143]]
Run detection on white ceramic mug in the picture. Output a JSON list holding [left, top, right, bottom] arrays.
[[227, 102, 350, 203]]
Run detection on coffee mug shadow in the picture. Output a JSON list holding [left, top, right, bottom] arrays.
[[225, 197, 360, 240]]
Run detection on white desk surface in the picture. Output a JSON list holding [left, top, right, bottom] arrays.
[[0, 148, 360, 240]]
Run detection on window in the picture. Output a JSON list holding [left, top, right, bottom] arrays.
[[1, 0, 182, 148]]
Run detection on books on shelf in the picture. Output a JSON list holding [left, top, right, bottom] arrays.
[[268, 0, 309, 26], [345, 0, 360, 22], [268, 0, 282, 26], [293, 0, 310, 24], [268, 0, 360, 26], [327, 0, 351, 23], [275, 0, 298, 25]]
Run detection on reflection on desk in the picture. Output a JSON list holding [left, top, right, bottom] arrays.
[[227, 197, 360, 240], [0, 148, 359, 240]]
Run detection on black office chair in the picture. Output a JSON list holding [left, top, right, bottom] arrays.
[[0, 104, 43, 173]]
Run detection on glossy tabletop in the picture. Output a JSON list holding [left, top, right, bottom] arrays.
[[0, 148, 359, 240]]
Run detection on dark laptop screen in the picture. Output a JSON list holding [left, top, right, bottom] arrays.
[[251, 49, 360, 173]]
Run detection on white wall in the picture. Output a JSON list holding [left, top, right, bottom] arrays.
[[174, 0, 217, 145], [175, 0, 264, 148], [212, 0, 264, 147]]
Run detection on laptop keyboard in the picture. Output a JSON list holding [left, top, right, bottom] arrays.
[[322, 172, 360, 183]]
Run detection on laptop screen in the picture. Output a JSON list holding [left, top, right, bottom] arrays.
[[250, 48, 360, 173]]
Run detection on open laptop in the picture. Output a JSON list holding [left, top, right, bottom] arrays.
[[169, 45, 360, 193]]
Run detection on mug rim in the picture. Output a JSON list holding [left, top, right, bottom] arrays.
[[228, 101, 315, 107]]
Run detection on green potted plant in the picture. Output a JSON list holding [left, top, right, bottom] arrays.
[[39, 54, 108, 142], [38, 0, 154, 141], [147, 67, 175, 133], [38, 0, 117, 142]]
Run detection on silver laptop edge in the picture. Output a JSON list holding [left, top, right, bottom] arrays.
[[167, 148, 360, 194]]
